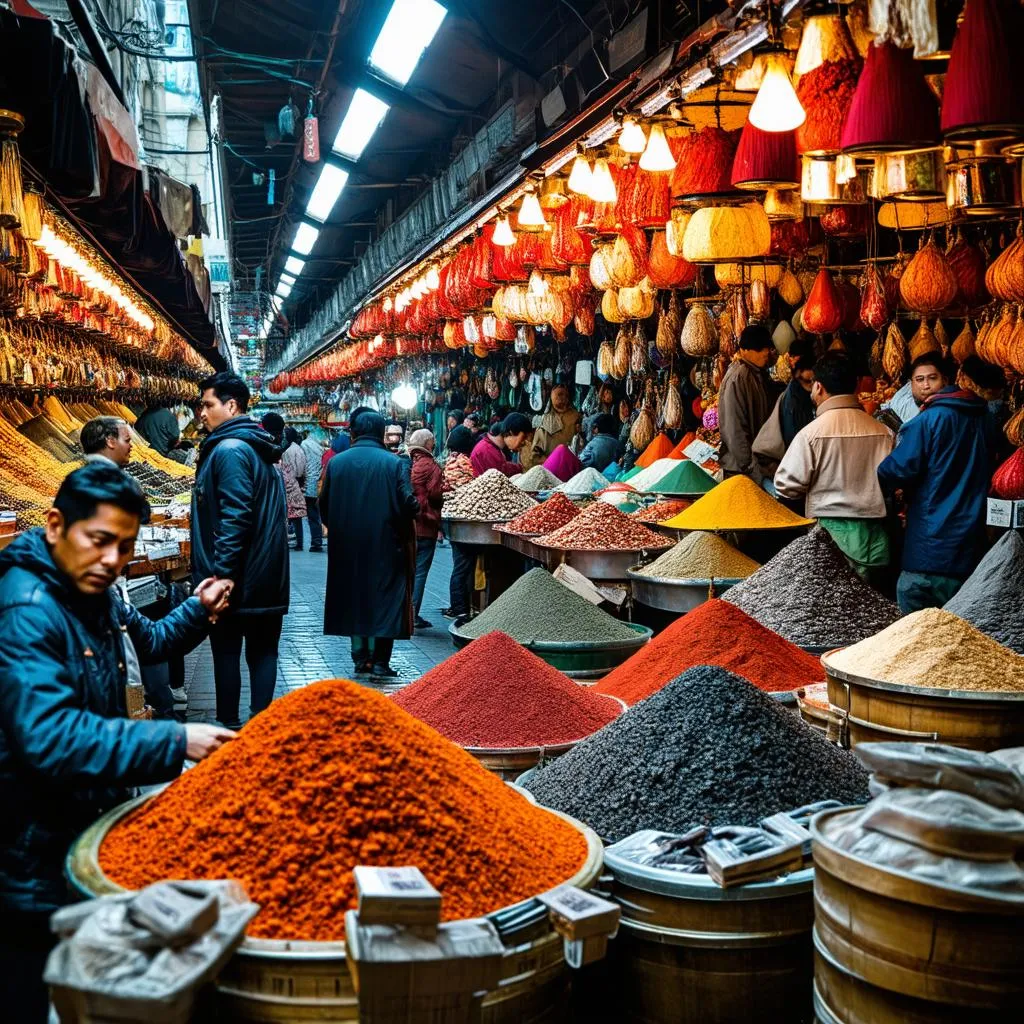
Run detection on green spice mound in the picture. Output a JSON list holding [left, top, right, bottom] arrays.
[[459, 568, 639, 644], [641, 459, 717, 496], [636, 532, 760, 581]]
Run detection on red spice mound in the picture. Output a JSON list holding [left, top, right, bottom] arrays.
[[630, 499, 691, 523], [393, 632, 621, 747], [635, 432, 675, 468], [537, 501, 672, 551], [99, 681, 588, 940], [669, 431, 697, 459], [498, 492, 580, 535], [597, 599, 824, 705]]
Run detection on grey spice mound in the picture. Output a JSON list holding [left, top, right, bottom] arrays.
[[723, 526, 902, 647], [523, 665, 870, 843], [945, 530, 1024, 655], [459, 567, 638, 644]]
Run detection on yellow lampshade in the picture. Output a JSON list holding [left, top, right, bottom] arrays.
[[638, 124, 677, 172], [517, 189, 547, 230], [589, 158, 618, 203], [618, 118, 647, 154], [682, 202, 771, 263], [567, 153, 593, 195], [492, 215, 516, 246], [748, 52, 805, 133]]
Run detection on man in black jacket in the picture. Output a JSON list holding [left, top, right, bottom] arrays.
[[0, 463, 234, 1020], [193, 372, 290, 729]]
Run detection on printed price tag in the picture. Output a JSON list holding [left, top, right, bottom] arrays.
[[683, 439, 718, 465], [354, 866, 441, 927]]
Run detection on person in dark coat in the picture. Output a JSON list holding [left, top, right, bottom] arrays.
[[320, 430, 351, 477], [193, 372, 290, 728], [320, 411, 420, 677], [0, 464, 234, 1021], [579, 413, 622, 471], [408, 428, 444, 630], [779, 354, 816, 449], [877, 354, 993, 612]]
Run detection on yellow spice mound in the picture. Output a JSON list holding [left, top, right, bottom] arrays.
[[660, 475, 815, 531]]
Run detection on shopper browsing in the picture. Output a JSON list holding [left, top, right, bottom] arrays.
[[718, 325, 778, 486], [408, 428, 445, 630], [470, 412, 533, 477], [524, 384, 581, 469], [80, 416, 133, 467], [0, 463, 234, 1021], [579, 413, 623, 471], [193, 373, 290, 729], [301, 431, 326, 552]]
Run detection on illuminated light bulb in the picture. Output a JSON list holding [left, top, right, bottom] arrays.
[[383, 295, 393, 312], [492, 215, 516, 246], [748, 52, 805, 132], [528, 269, 548, 296], [589, 158, 618, 203], [410, 277, 424, 300], [618, 118, 647, 154], [517, 189, 546, 230], [425, 265, 440, 290], [638, 123, 677, 172], [567, 153, 593, 195]]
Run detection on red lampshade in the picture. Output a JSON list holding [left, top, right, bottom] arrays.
[[840, 41, 939, 154], [731, 121, 800, 190], [941, 0, 1024, 141]]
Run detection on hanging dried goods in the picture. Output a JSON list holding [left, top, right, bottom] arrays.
[[609, 225, 648, 288], [778, 268, 804, 306], [612, 326, 630, 378], [899, 235, 958, 314], [663, 377, 683, 429], [619, 279, 656, 320], [630, 389, 657, 451], [802, 268, 844, 334], [796, 57, 862, 155], [859, 265, 890, 330], [602, 288, 626, 326], [1006, 407, 1024, 448], [908, 320, 940, 361], [992, 449, 1024, 500], [630, 324, 649, 373], [882, 322, 908, 380], [647, 230, 696, 289], [681, 303, 717, 356], [952, 321, 976, 363], [946, 235, 989, 308], [714, 263, 783, 289], [988, 230, 1024, 302], [749, 279, 770, 319]]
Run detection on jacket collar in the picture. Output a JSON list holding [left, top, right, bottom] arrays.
[[815, 395, 861, 415], [352, 436, 387, 450]]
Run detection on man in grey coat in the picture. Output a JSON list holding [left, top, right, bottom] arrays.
[[718, 325, 778, 486], [300, 431, 326, 552]]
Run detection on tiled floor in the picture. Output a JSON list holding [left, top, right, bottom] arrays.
[[184, 541, 456, 723]]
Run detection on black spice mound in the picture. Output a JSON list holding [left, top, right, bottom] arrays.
[[523, 665, 871, 843]]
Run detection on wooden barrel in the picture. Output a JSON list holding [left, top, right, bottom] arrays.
[[822, 652, 1024, 751], [67, 791, 605, 1023], [811, 807, 1024, 1012], [602, 846, 815, 1023]]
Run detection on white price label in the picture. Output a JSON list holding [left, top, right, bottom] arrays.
[[683, 439, 718, 465]]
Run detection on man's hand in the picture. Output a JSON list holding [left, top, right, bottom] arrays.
[[194, 578, 233, 621], [184, 723, 237, 761]]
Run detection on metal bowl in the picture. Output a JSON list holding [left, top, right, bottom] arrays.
[[443, 517, 513, 545], [627, 568, 743, 613]]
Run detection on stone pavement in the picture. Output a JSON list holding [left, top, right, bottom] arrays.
[[184, 541, 456, 723]]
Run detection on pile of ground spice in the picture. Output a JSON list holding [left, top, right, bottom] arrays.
[[497, 492, 580, 535], [669, 431, 697, 458], [525, 666, 870, 843], [537, 501, 672, 551], [393, 631, 621, 747], [660, 475, 814, 530], [724, 527, 902, 646], [641, 460, 717, 496], [630, 499, 691, 524], [555, 467, 610, 495], [99, 681, 588, 940], [635, 432, 676, 468], [635, 532, 759, 581], [622, 458, 679, 492], [945, 531, 1024, 654], [443, 469, 537, 520], [827, 609, 1024, 692], [597, 599, 823, 704], [459, 568, 639, 643], [543, 444, 582, 482], [514, 465, 562, 491]]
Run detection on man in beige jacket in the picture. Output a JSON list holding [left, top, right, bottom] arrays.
[[774, 353, 894, 578]]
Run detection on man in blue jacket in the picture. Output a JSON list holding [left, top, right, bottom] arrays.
[[877, 354, 993, 612], [193, 372, 290, 728], [0, 463, 235, 1020]]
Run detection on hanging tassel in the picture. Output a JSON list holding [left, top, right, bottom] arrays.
[[19, 183, 42, 242], [0, 111, 27, 231]]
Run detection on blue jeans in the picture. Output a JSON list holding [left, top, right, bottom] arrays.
[[896, 571, 962, 613], [305, 496, 323, 549], [413, 536, 437, 615], [449, 542, 474, 616]]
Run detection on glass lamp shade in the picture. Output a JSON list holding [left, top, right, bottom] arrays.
[[492, 215, 516, 246], [638, 124, 677, 172], [748, 53, 806, 133], [619, 118, 648, 154]]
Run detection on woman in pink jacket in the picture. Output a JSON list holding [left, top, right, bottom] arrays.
[[469, 413, 533, 478]]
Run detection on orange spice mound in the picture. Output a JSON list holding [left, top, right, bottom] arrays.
[[635, 432, 675, 468], [99, 680, 588, 940]]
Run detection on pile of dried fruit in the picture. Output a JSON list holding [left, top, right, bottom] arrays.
[[496, 492, 581, 535], [443, 468, 537, 520]]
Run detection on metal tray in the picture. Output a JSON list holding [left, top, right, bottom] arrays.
[[627, 568, 743, 613], [443, 517, 510, 545], [533, 544, 671, 582]]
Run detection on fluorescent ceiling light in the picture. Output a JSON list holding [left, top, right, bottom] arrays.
[[280, 273, 296, 288], [332, 89, 390, 161], [283, 256, 305, 276], [276, 280, 293, 299], [368, 0, 447, 86], [306, 163, 350, 222], [292, 222, 320, 255]]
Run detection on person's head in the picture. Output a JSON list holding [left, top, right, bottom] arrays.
[[909, 353, 951, 405], [408, 428, 435, 455], [349, 405, 374, 435], [738, 324, 775, 368], [594, 413, 618, 438], [331, 432, 351, 454], [463, 412, 482, 435], [791, 354, 816, 394], [551, 383, 572, 413], [447, 409, 465, 432], [283, 426, 301, 447], [810, 353, 857, 407], [501, 412, 534, 453], [46, 463, 151, 595], [261, 412, 285, 444], [80, 417, 132, 467], [354, 411, 386, 441], [384, 422, 404, 451], [787, 337, 815, 368], [488, 421, 502, 437], [599, 384, 614, 408], [447, 425, 475, 456], [198, 372, 250, 431]]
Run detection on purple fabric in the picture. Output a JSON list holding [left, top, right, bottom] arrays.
[[543, 444, 582, 483], [470, 435, 519, 477]]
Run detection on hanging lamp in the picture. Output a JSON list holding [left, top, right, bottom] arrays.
[[638, 123, 676, 172], [516, 187, 546, 231], [618, 117, 647, 154], [492, 215, 516, 246], [794, 10, 859, 76], [749, 52, 805, 132], [841, 41, 939, 154], [589, 157, 618, 203], [567, 148, 593, 195], [731, 121, 799, 190]]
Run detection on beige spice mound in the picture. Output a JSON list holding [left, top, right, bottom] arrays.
[[635, 532, 760, 581], [828, 609, 1024, 692]]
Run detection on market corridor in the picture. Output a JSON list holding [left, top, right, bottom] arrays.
[[182, 546, 455, 720]]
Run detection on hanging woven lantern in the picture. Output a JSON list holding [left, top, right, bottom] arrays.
[[682, 202, 771, 264], [731, 121, 799, 190], [941, 0, 1024, 143], [0, 110, 26, 231], [840, 42, 939, 155]]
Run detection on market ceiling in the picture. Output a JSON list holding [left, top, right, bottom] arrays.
[[188, 0, 704, 343]]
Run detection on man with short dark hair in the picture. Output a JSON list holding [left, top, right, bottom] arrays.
[[877, 353, 993, 612], [0, 463, 234, 1020], [193, 372, 290, 728], [579, 413, 622, 471], [718, 325, 778, 485], [470, 412, 533, 477], [81, 416, 132, 468], [135, 401, 181, 456], [775, 354, 895, 578]]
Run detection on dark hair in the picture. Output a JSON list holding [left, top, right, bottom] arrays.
[[199, 371, 250, 413], [464, 412, 481, 426], [594, 413, 618, 436], [446, 425, 475, 456], [812, 353, 857, 397], [792, 354, 816, 375], [448, 408, 465, 424], [738, 324, 774, 353], [788, 337, 816, 361], [353, 411, 386, 440], [501, 412, 533, 437], [960, 355, 1005, 393], [261, 412, 285, 442], [284, 426, 301, 447], [349, 405, 374, 434], [54, 463, 150, 528], [80, 416, 124, 455], [909, 351, 952, 381], [488, 422, 502, 437]]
